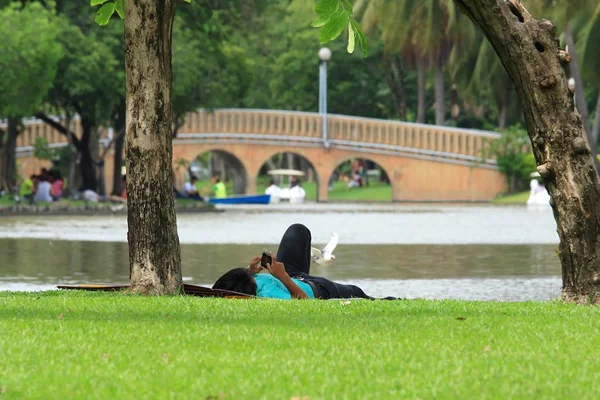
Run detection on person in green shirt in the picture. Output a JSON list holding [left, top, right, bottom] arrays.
[[210, 176, 227, 199], [19, 175, 35, 203]]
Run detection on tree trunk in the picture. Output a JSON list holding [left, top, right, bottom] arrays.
[[64, 115, 80, 198], [112, 100, 126, 196], [0, 117, 19, 193], [79, 118, 99, 191], [498, 82, 509, 130], [592, 89, 600, 155], [384, 55, 407, 120], [434, 55, 446, 126], [111, 131, 125, 196], [124, 0, 181, 295], [417, 59, 426, 123], [454, 0, 600, 302]]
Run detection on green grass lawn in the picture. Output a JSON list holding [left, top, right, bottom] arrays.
[[1, 291, 599, 399], [492, 191, 529, 205]]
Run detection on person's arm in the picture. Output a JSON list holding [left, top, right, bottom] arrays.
[[246, 256, 263, 275], [266, 252, 309, 299]]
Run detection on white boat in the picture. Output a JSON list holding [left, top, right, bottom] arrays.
[[527, 172, 551, 207], [266, 169, 306, 204]]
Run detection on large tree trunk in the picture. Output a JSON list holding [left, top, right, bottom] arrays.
[[434, 55, 446, 126], [124, 0, 181, 295], [416, 59, 426, 123], [0, 117, 19, 193], [454, 0, 600, 302]]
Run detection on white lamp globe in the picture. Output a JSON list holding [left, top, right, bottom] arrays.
[[318, 47, 332, 61]]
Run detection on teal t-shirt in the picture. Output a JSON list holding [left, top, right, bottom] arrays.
[[255, 274, 314, 299]]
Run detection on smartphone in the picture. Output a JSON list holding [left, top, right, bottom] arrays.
[[260, 251, 272, 268]]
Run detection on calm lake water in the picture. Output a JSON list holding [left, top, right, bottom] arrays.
[[0, 204, 561, 301]]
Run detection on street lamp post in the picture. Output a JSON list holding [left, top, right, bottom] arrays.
[[318, 47, 331, 148]]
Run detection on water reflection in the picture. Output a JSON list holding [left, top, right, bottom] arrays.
[[0, 238, 561, 300]]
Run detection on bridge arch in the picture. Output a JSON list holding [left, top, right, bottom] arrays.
[[173, 146, 249, 195], [325, 156, 393, 200], [255, 149, 321, 201]]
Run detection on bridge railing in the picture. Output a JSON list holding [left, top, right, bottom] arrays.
[[11, 109, 502, 164], [178, 109, 500, 163]]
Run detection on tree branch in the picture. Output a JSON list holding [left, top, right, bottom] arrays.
[[35, 112, 81, 150]]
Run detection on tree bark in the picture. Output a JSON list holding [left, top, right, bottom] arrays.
[[417, 59, 426, 123], [0, 118, 19, 193], [125, 0, 182, 295], [434, 55, 446, 126], [454, 0, 600, 302]]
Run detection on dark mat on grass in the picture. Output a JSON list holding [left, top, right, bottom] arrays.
[[56, 283, 253, 298]]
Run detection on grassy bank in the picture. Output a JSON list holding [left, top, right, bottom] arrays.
[[1, 291, 599, 399], [492, 191, 529, 204]]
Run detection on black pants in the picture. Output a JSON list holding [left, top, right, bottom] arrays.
[[276, 224, 373, 300]]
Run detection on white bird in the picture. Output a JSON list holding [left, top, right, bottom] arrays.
[[311, 233, 339, 265]]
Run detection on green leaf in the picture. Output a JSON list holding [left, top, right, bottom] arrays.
[[351, 20, 368, 57], [319, 9, 350, 44], [343, 0, 353, 14], [347, 21, 355, 53], [182, 0, 191, 2], [95, 2, 115, 25], [90, 0, 108, 6], [115, 0, 125, 19], [311, 15, 329, 28], [314, 0, 339, 19]]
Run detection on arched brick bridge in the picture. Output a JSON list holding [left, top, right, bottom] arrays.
[[14, 109, 506, 201]]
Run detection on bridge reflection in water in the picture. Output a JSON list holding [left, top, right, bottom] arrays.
[[14, 109, 506, 201]]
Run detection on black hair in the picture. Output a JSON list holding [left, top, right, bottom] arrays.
[[190, 176, 198, 182], [212, 268, 257, 296]]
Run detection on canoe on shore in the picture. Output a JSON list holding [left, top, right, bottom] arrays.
[[207, 194, 271, 205]]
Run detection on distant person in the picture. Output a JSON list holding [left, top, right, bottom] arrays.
[[182, 176, 202, 200], [19, 174, 35, 203], [50, 170, 64, 201], [265, 179, 280, 195], [290, 179, 306, 198], [34, 173, 53, 203], [81, 187, 126, 203], [347, 171, 361, 189], [210, 176, 227, 198]]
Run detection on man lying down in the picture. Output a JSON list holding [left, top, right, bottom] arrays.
[[213, 223, 397, 300]]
